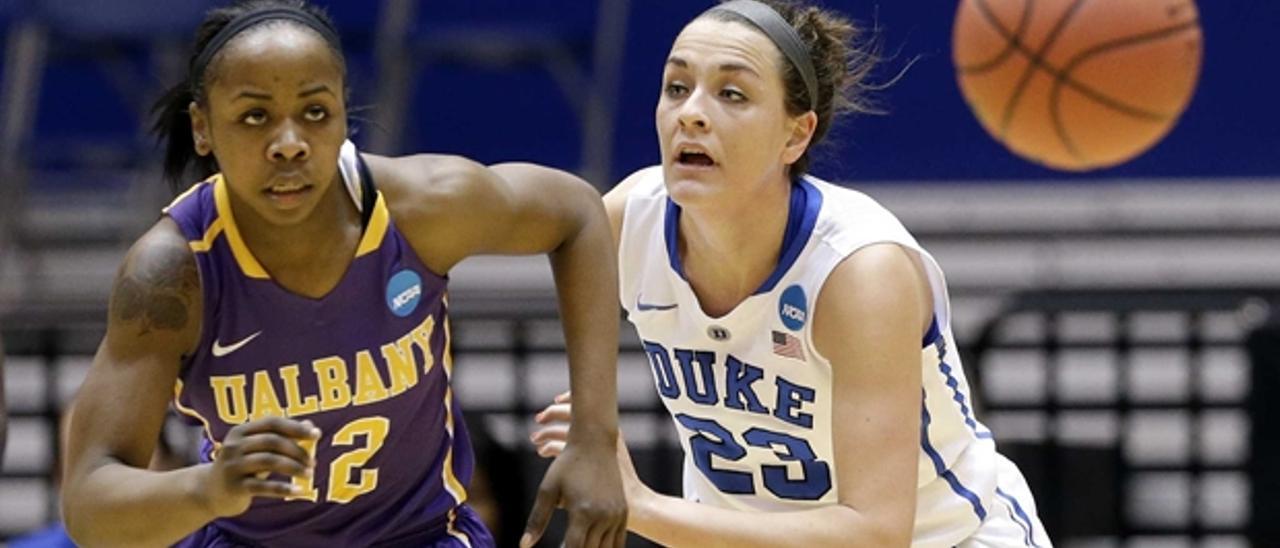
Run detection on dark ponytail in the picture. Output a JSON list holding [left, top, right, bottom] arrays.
[[150, 0, 344, 192], [151, 81, 218, 191]]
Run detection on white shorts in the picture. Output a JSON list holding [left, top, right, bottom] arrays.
[[959, 454, 1053, 548]]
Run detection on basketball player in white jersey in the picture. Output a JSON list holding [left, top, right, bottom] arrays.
[[529, 1, 1050, 546]]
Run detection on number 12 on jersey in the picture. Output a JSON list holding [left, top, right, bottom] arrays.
[[288, 416, 390, 503], [675, 413, 832, 500]]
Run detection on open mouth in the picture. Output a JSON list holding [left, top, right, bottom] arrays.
[[676, 146, 716, 168], [262, 180, 315, 208], [264, 183, 313, 196]]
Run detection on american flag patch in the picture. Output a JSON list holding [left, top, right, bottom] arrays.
[[772, 330, 805, 361]]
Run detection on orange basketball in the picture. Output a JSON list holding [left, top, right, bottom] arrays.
[[953, 0, 1203, 171]]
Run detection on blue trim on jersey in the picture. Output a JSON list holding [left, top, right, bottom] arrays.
[[996, 487, 1040, 547], [663, 177, 823, 295], [920, 391, 988, 521], [922, 316, 941, 348], [939, 360, 995, 439], [664, 198, 682, 278], [757, 177, 822, 294]]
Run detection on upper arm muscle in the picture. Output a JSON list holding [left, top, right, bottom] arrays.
[[66, 220, 202, 476], [812, 243, 932, 543], [373, 155, 602, 272]]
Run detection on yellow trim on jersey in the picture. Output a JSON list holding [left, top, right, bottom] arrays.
[[442, 300, 454, 371], [189, 218, 226, 253], [439, 313, 469, 505], [446, 508, 473, 548], [354, 191, 389, 258], [172, 379, 223, 458], [441, 386, 469, 503], [212, 175, 271, 279], [162, 179, 210, 215]]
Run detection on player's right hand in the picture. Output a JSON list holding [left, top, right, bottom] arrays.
[[197, 416, 320, 517]]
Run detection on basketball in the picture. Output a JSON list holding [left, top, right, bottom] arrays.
[[952, 0, 1203, 171]]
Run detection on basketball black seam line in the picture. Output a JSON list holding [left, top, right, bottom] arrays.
[[1048, 84, 1085, 162], [999, 0, 1088, 142], [1003, 30, 1192, 123], [957, 0, 1034, 74], [1052, 20, 1200, 122], [962, 1, 1197, 164], [1049, 20, 1199, 164], [963, 1, 1191, 117]]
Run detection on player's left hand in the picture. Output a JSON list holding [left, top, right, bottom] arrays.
[[531, 392, 645, 502], [522, 392, 628, 548]]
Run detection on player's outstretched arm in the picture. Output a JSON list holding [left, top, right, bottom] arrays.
[[61, 220, 320, 546], [533, 243, 928, 548], [372, 155, 626, 548]]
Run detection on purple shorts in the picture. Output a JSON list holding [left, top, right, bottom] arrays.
[[175, 504, 494, 548]]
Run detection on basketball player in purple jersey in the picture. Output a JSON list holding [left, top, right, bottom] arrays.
[[59, 1, 625, 546]]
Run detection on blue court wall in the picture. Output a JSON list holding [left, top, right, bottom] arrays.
[[607, 0, 1280, 183], [11, 0, 1280, 186]]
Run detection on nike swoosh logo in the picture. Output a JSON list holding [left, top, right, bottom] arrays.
[[211, 331, 262, 358], [636, 295, 678, 312]]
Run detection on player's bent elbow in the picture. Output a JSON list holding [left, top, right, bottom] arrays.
[[59, 472, 120, 547], [858, 517, 913, 548], [863, 524, 913, 548], [820, 504, 913, 548], [60, 484, 94, 547]]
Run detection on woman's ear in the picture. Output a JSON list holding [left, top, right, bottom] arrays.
[[782, 110, 818, 165], [189, 101, 212, 156]]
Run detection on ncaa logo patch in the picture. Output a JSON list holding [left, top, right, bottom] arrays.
[[386, 270, 423, 318], [779, 284, 807, 331]]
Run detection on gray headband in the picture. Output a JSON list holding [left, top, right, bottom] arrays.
[[706, 0, 818, 111]]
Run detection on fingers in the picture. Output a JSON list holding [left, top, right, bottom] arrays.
[[563, 512, 590, 548], [218, 417, 318, 492], [610, 524, 627, 548], [535, 403, 572, 424], [555, 391, 572, 404], [531, 421, 569, 458], [565, 501, 626, 548], [535, 440, 566, 458], [521, 483, 559, 548], [599, 523, 624, 548], [579, 516, 608, 548], [228, 417, 321, 441], [532, 402, 572, 458], [530, 423, 570, 444], [529, 417, 570, 460], [233, 432, 315, 467], [229, 452, 312, 479], [241, 477, 302, 499], [532, 395, 570, 455], [220, 419, 318, 479]]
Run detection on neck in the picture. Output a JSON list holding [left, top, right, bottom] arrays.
[[679, 176, 793, 316], [233, 174, 362, 295]]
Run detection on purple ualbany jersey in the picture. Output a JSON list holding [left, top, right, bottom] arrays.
[[164, 175, 485, 547]]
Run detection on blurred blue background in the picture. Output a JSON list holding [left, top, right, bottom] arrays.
[[2, 0, 1277, 191], [608, 0, 1280, 182]]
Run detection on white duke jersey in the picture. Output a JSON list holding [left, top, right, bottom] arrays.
[[618, 167, 1049, 547]]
